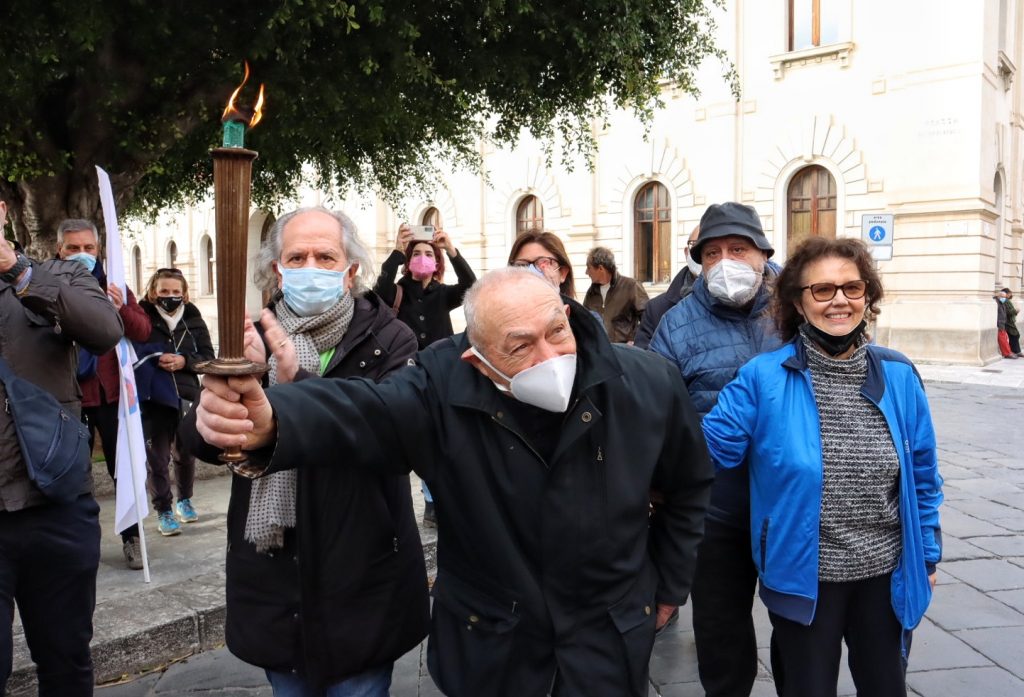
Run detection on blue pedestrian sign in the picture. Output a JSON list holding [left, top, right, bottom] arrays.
[[861, 213, 894, 261]]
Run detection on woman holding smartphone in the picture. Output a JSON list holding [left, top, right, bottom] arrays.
[[374, 223, 477, 351]]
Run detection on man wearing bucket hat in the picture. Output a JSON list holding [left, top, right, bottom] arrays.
[[650, 202, 783, 697]]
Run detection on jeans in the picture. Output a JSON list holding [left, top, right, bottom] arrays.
[[0, 494, 101, 696], [266, 663, 393, 697]]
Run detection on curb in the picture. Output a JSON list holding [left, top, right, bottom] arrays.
[[7, 533, 437, 695]]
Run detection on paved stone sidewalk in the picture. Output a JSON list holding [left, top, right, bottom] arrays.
[[8, 379, 1024, 696]]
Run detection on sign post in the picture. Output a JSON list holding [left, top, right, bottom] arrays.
[[861, 213, 895, 261]]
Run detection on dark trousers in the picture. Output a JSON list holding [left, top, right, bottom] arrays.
[[141, 403, 195, 513], [769, 573, 907, 697], [1010, 332, 1021, 355], [83, 402, 139, 540], [0, 495, 101, 696], [690, 519, 760, 697]]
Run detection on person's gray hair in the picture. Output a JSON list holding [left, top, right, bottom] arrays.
[[57, 219, 98, 244], [587, 246, 616, 274], [463, 267, 560, 348], [253, 207, 375, 296]]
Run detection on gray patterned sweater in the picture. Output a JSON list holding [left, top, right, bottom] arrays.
[[802, 330, 902, 582]]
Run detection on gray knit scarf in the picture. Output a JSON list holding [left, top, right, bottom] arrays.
[[244, 291, 355, 553]]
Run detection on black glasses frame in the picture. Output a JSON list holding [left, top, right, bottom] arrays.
[[510, 256, 561, 270]]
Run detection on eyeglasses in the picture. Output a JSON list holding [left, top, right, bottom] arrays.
[[800, 280, 869, 302], [511, 256, 560, 271], [157, 267, 185, 277]]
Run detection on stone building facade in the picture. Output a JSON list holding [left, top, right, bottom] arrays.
[[125, 0, 1024, 364]]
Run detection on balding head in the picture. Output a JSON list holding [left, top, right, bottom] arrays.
[[461, 268, 576, 384]]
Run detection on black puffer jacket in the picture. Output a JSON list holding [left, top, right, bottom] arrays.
[[190, 291, 429, 688]]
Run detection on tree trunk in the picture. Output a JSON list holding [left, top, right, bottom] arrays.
[[0, 169, 135, 261]]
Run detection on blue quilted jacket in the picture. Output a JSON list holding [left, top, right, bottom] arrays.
[[649, 272, 783, 527]]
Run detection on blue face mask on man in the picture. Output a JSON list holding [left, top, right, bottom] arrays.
[[280, 265, 351, 316], [66, 252, 97, 273]]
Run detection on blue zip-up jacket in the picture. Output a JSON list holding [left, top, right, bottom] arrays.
[[649, 269, 783, 527], [702, 339, 943, 631]]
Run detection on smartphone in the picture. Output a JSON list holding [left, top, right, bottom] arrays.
[[410, 224, 435, 241]]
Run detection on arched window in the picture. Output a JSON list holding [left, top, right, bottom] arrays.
[[633, 182, 671, 283], [787, 165, 837, 256], [515, 195, 544, 236], [167, 240, 178, 268], [422, 207, 442, 229], [200, 235, 214, 295], [132, 246, 142, 292]]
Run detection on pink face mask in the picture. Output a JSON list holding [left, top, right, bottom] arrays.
[[409, 255, 437, 279]]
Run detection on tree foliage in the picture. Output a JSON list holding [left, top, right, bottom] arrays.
[[0, 0, 733, 253]]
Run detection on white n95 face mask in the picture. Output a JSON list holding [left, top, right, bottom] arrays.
[[470, 347, 577, 413], [685, 252, 702, 276], [706, 258, 761, 307]]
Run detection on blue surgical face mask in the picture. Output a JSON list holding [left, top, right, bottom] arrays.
[[999, 297, 1008, 304], [67, 252, 97, 273], [280, 265, 350, 317]]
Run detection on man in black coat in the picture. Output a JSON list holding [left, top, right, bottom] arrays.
[[633, 225, 701, 350], [195, 267, 713, 697]]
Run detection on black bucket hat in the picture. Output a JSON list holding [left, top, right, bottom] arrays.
[[692, 202, 774, 263]]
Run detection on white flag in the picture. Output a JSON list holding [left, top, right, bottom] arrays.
[[96, 167, 151, 540]]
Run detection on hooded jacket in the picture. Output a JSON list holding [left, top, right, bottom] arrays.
[[702, 340, 943, 632]]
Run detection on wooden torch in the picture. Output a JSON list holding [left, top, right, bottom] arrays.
[[195, 64, 267, 470]]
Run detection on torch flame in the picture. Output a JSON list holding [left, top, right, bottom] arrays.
[[221, 61, 251, 123], [250, 83, 265, 128]]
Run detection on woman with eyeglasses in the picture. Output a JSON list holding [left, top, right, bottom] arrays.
[[702, 237, 943, 697], [507, 229, 576, 298], [133, 268, 214, 537]]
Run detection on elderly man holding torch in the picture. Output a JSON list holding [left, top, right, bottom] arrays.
[[195, 267, 712, 697]]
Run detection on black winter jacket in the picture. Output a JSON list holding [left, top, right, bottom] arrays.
[[632, 267, 697, 350], [373, 249, 476, 349], [249, 298, 713, 697], [134, 301, 214, 405], [189, 291, 429, 688]]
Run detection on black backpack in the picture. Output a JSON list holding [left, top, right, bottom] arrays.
[[0, 355, 90, 503]]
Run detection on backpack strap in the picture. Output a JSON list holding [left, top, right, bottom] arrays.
[[391, 284, 403, 314]]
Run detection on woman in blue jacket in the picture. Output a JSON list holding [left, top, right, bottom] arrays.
[[703, 237, 942, 697]]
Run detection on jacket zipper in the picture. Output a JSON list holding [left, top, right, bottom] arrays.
[[759, 518, 769, 571]]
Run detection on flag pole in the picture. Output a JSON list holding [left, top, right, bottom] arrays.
[[120, 379, 152, 583]]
